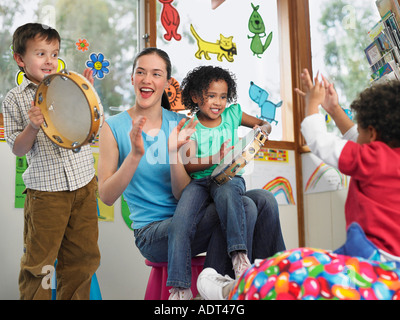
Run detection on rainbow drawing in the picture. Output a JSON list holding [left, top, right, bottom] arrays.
[[263, 176, 295, 205], [305, 162, 347, 192]]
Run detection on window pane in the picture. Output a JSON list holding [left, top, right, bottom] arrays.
[[156, 0, 283, 140], [309, 0, 381, 111], [0, 0, 139, 117]]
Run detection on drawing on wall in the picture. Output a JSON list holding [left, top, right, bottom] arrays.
[[15, 58, 66, 85], [248, 150, 296, 206], [263, 176, 296, 205], [159, 0, 182, 41], [86, 53, 110, 79], [0, 113, 5, 142], [190, 24, 237, 63], [303, 153, 348, 194], [248, 3, 273, 58], [76, 38, 90, 52], [249, 81, 282, 125], [166, 77, 185, 111]]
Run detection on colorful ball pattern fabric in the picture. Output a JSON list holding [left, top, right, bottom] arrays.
[[228, 248, 400, 300]]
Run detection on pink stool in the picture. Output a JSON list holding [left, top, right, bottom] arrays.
[[144, 256, 206, 300]]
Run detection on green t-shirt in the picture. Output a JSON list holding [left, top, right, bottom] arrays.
[[189, 104, 242, 179]]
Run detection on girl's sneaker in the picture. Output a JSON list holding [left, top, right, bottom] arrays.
[[168, 287, 193, 300], [232, 252, 251, 279]]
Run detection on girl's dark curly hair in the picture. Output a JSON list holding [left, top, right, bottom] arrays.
[[350, 80, 400, 148], [180, 65, 237, 113]]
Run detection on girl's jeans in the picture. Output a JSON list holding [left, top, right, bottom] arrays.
[[134, 188, 286, 289], [167, 176, 248, 288]]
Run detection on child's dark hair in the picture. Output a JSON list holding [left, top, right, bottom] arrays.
[[13, 23, 61, 72], [180, 65, 237, 113], [351, 80, 400, 148], [132, 47, 172, 110]]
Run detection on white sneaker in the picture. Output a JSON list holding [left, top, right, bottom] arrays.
[[168, 287, 193, 300], [197, 268, 235, 300], [232, 252, 251, 279]]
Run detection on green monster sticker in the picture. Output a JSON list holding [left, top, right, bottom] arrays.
[[248, 3, 273, 58]]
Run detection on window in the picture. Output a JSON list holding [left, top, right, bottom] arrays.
[[155, 0, 284, 140], [309, 0, 381, 113], [0, 0, 140, 118]]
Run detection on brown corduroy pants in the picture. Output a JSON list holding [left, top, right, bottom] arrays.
[[19, 177, 101, 300]]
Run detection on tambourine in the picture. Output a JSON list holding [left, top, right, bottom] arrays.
[[211, 128, 268, 185], [35, 69, 104, 152]]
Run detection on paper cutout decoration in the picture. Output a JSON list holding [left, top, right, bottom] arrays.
[[190, 24, 237, 62], [92, 152, 114, 221], [86, 53, 110, 79], [159, 0, 182, 41], [0, 113, 4, 142], [15, 58, 66, 85], [76, 38, 90, 52], [121, 195, 134, 231], [248, 3, 273, 58], [343, 108, 354, 120], [211, 0, 226, 9], [15, 71, 24, 86], [166, 77, 185, 111], [255, 148, 288, 163], [15, 156, 28, 208], [249, 81, 282, 125]]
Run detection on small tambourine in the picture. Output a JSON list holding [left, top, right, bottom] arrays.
[[35, 69, 104, 152], [211, 128, 268, 185]]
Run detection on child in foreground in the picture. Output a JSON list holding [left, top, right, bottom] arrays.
[[2, 23, 100, 299], [298, 69, 400, 262]]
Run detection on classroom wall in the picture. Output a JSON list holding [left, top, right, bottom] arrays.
[[304, 189, 347, 251], [0, 141, 346, 299]]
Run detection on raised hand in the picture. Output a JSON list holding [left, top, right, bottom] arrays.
[[320, 74, 340, 114], [212, 139, 234, 165], [129, 116, 146, 159], [82, 68, 95, 86], [295, 69, 325, 116], [168, 117, 198, 153]]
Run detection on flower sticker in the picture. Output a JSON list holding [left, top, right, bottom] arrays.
[[76, 39, 89, 52], [86, 53, 110, 79]]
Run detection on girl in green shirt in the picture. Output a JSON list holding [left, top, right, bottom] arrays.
[[167, 66, 271, 298]]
